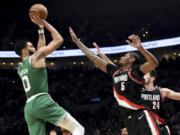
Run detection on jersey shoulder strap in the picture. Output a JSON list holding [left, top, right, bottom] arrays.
[[158, 86, 165, 102]]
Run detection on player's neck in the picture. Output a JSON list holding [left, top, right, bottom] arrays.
[[144, 83, 155, 91], [121, 64, 132, 72], [22, 54, 29, 61]]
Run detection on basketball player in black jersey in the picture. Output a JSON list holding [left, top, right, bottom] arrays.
[[142, 70, 180, 135], [69, 27, 163, 135]]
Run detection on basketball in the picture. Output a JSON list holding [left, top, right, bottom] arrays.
[[29, 4, 48, 20]]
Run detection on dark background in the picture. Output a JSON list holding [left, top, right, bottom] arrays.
[[0, 0, 180, 135], [0, 0, 180, 50]]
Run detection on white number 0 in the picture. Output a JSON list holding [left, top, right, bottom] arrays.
[[22, 75, 31, 92]]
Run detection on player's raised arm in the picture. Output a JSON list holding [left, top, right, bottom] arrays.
[[30, 17, 63, 63], [31, 17, 46, 49], [69, 27, 107, 73], [126, 35, 159, 73], [93, 42, 115, 66], [163, 88, 180, 100], [37, 25, 46, 49]]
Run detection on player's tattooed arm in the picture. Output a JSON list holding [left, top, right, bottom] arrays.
[[30, 17, 63, 66], [30, 50, 46, 65], [37, 30, 46, 49], [93, 42, 115, 66], [31, 16, 46, 49], [69, 27, 107, 73], [77, 41, 107, 72]]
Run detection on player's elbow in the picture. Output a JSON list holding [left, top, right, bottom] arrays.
[[153, 60, 159, 68], [56, 37, 64, 46]]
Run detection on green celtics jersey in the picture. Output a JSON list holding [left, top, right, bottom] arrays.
[[17, 56, 48, 99]]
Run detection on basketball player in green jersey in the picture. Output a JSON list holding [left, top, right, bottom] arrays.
[[14, 16, 84, 135]]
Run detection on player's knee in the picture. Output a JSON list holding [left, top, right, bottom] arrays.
[[75, 124, 85, 135], [78, 124, 85, 135], [58, 113, 85, 135], [73, 122, 84, 135]]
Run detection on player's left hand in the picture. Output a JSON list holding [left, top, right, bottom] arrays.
[[126, 35, 142, 49]]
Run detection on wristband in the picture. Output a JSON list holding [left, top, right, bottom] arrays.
[[38, 29, 44, 34]]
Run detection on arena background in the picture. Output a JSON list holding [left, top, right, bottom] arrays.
[[0, 0, 179, 134]]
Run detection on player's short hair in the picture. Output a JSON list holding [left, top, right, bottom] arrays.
[[149, 70, 157, 81], [129, 52, 141, 65], [14, 39, 30, 56], [50, 129, 56, 132]]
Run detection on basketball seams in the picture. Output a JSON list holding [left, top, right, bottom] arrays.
[[29, 4, 48, 19]]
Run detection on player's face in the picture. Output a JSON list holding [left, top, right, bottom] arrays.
[[119, 53, 131, 65], [143, 73, 151, 84], [121, 128, 128, 135], [26, 42, 36, 55]]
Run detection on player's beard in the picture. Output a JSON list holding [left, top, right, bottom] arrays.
[[29, 50, 34, 55], [144, 79, 150, 85]]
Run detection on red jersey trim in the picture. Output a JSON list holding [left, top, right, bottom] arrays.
[[146, 111, 160, 135], [159, 87, 165, 102], [152, 112, 165, 124], [113, 87, 145, 109], [128, 69, 143, 84], [112, 68, 120, 77]]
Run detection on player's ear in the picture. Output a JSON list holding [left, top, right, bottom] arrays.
[[129, 57, 135, 63], [22, 48, 28, 56], [150, 77, 155, 82]]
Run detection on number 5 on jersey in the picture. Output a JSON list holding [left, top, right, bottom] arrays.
[[121, 82, 125, 91], [22, 75, 31, 92]]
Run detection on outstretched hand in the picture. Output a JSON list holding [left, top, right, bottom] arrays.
[[126, 35, 142, 49], [69, 27, 79, 43], [31, 16, 45, 29], [93, 42, 102, 54]]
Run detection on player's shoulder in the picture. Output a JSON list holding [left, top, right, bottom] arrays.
[[161, 88, 173, 93], [106, 64, 119, 74], [23, 56, 30, 63], [131, 64, 142, 71], [127, 64, 144, 84], [107, 63, 119, 68]]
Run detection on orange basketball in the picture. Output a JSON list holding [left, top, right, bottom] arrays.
[[29, 4, 48, 20]]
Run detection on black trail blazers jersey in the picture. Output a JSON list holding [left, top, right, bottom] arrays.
[[141, 86, 166, 124], [107, 64, 146, 116]]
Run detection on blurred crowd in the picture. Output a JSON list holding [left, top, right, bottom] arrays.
[[0, 1, 180, 135], [0, 8, 180, 50], [0, 56, 179, 135]]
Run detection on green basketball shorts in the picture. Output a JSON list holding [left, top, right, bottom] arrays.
[[24, 93, 68, 135]]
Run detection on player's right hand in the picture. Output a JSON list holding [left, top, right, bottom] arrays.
[[126, 35, 142, 49], [30, 16, 45, 28], [69, 27, 79, 43], [93, 42, 102, 55]]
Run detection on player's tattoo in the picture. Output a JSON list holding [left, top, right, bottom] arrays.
[[30, 51, 46, 64], [75, 40, 107, 72]]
